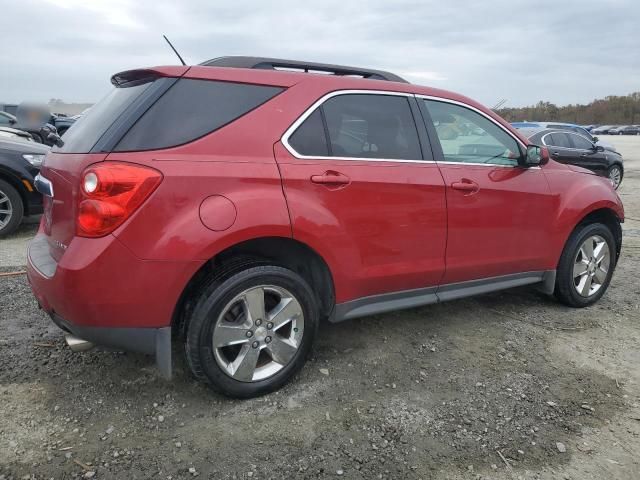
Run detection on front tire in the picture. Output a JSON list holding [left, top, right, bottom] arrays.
[[0, 179, 24, 237], [607, 164, 623, 189], [554, 222, 616, 308], [185, 265, 318, 398]]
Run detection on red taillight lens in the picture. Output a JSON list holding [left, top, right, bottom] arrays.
[[77, 162, 162, 237]]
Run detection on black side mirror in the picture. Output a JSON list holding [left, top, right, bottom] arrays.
[[9, 118, 16, 125], [523, 145, 548, 166]]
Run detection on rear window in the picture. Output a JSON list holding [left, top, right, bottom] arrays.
[[115, 79, 283, 152], [55, 81, 153, 153]]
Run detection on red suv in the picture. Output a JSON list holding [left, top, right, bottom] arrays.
[[27, 57, 623, 398]]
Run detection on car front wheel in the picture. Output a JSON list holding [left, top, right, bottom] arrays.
[[185, 265, 318, 398], [607, 165, 623, 189], [554, 222, 617, 308], [0, 179, 24, 237]]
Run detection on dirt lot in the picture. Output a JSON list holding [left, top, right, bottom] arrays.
[[1, 136, 639, 479]]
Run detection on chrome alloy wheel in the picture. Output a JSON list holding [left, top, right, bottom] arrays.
[[573, 235, 610, 297], [0, 189, 13, 231], [212, 285, 304, 382], [608, 166, 622, 189]]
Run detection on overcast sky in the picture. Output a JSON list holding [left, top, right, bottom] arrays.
[[1, 0, 638, 108]]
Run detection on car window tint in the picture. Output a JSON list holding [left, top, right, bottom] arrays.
[[570, 133, 593, 150], [545, 133, 572, 148], [320, 94, 422, 160], [115, 79, 283, 152], [288, 109, 329, 156], [422, 100, 520, 165]]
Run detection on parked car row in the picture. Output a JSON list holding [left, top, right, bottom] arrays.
[[0, 103, 77, 145], [593, 125, 640, 135]]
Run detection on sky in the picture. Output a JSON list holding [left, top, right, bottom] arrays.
[[1, 0, 638, 108]]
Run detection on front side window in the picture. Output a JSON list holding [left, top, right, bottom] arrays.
[[569, 133, 593, 150], [287, 93, 423, 160], [422, 100, 521, 166]]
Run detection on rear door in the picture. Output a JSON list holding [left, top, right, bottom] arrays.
[[274, 91, 447, 303], [418, 97, 554, 284]]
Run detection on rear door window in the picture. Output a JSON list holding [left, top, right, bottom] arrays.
[[115, 79, 283, 152]]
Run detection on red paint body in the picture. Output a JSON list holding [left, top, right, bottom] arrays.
[[27, 65, 624, 332]]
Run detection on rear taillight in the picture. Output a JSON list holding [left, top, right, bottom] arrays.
[[77, 162, 162, 237]]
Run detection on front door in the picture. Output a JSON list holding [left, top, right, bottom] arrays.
[[274, 92, 447, 303], [418, 97, 555, 284]]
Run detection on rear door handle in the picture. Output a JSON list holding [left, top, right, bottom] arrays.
[[451, 179, 479, 194], [310, 171, 351, 186]]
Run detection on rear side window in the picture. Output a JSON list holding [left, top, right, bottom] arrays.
[[115, 79, 283, 151], [546, 133, 571, 148], [287, 93, 423, 160], [288, 109, 329, 156], [56, 80, 153, 153]]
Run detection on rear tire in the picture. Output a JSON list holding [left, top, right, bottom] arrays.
[[554, 222, 616, 308], [0, 179, 24, 237], [185, 265, 318, 398]]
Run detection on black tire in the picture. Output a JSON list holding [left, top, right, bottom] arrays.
[[554, 222, 616, 308], [607, 164, 623, 190], [0, 179, 24, 237], [185, 265, 318, 398]]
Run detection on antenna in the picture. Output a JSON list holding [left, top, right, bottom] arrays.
[[163, 35, 186, 66]]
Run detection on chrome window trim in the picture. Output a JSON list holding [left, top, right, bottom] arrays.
[[280, 89, 433, 164], [541, 131, 594, 152], [280, 89, 536, 169]]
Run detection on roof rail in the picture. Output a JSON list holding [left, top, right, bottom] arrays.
[[199, 56, 408, 83]]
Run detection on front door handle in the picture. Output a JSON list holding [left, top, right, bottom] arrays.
[[310, 171, 351, 186], [551, 151, 560, 158], [451, 179, 479, 194]]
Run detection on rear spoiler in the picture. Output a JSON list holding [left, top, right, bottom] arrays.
[[110, 66, 190, 87]]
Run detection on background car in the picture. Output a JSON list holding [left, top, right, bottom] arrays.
[[591, 125, 616, 135], [521, 127, 624, 188], [511, 121, 616, 152], [609, 125, 640, 135], [0, 126, 34, 142], [0, 136, 48, 235], [0, 110, 59, 145]]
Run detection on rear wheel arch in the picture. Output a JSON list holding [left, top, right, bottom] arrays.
[[172, 236, 336, 338]]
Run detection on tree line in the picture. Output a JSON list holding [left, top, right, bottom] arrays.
[[497, 92, 640, 125]]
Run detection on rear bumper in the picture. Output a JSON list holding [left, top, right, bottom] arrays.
[[27, 231, 200, 377], [50, 312, 172, 378]]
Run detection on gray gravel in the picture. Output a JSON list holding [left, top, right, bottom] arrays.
[[1, 136, 639, 479]]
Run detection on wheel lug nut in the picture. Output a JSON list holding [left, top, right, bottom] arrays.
[[246, 331, 253, 338], [266, 322, 274, 330], [252, 341, 259, 349], [265, 336, 272, 344], [255, 319, 262, 326]]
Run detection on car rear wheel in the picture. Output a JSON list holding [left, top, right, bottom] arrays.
[[0, 179, 24, 237], [608, 165, 623, 189], [185, 265, 318, 398], [554, 222, 616, 308]]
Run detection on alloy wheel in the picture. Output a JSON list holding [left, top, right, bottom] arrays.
[[0, 189, 13, 231], [212, 285, 304, 382], [573, 235, 610, 297], [608, 167, 622, 189]]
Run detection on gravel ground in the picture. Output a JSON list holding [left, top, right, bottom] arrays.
[[1, 136, 639, 479]]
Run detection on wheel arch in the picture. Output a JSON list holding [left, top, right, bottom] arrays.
[[172, 236, 336, 337], [569, 207, 622, 265]]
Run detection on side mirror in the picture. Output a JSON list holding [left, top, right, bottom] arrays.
[[9, 118, 16, 125], [523, 145, 548, 166]]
